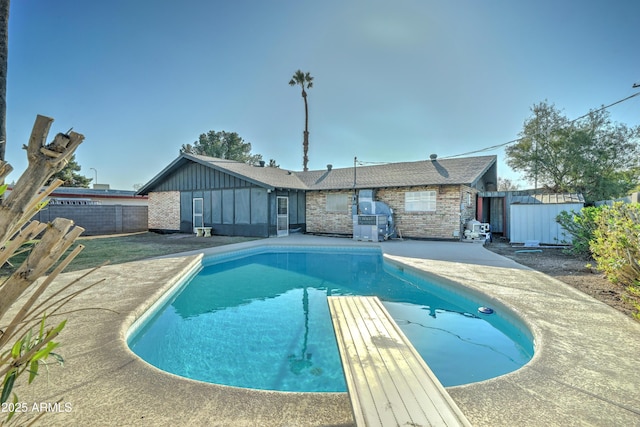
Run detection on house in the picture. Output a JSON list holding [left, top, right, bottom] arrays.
[[136, 153, 497, 239], [136, 154, 307, 237]]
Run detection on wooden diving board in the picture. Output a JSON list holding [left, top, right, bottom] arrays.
[[328, 296, 471, 427]]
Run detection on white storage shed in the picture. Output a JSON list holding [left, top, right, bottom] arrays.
[[509, 193, 585, 245]]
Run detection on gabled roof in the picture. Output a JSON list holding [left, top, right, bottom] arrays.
[[137, 153, 497, 194], [296, 155, 497, 190], [137, 153, 307, 194]]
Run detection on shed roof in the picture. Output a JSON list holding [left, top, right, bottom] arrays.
[[137, 154, 497, 194], [510, 193, 585, 204]]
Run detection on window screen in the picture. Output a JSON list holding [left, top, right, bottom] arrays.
[[326, 194, 349, 212]]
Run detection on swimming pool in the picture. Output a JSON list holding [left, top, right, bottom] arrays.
[[127, 246, 533, 392]]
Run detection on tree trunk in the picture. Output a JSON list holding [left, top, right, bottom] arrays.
[[303, 91, 309, 171], [0, 0, 10, 163]]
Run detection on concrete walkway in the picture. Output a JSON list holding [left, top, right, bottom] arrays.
[[11, 235, 640, 426]]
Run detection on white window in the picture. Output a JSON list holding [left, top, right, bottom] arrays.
[[405, 191, 436, 212], [326, 193, 350, 212]]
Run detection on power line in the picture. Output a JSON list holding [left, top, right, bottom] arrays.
[[441, 91, 640, 159]]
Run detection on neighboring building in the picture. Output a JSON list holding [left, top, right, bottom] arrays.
[[137, 153, 497, 239], [5, 186, 149, 206]]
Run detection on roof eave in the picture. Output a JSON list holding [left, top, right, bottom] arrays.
[[136, 155, 189, 195], [469, 156, 497, 188]]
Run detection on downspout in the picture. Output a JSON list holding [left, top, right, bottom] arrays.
[[459, 193, 463, 241], [352, 156, 357, 215]]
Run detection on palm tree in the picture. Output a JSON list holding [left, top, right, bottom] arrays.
[[0, 0, 9, 163], [289, 70, 313, 171]]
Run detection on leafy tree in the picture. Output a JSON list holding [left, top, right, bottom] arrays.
[[497, 177, 520, 191], [289, 70, 313, 171], [180, 130, 263, 165], [46, 154, 92, 187], [268, 158, 279, 168], [506, 101, 640, 203]]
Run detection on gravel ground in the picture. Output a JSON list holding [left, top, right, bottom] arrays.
[[484, 237, 639, 320]]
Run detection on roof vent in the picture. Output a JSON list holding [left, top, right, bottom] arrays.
[[258, 160, 265, 167], [430, 153, 438, 161], [327, 164, 333, 171]]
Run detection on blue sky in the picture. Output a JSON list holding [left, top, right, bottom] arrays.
[[5, 0, 640, 190]]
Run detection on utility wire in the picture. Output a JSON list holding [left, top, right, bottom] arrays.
[[441, 91, 640, 159]]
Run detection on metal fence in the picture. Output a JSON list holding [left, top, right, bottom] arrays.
[[594, 192, 640, 207]]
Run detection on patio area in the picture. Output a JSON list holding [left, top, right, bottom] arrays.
[[12, 235, 640, 426]]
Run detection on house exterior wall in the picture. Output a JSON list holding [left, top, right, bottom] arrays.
[[377, 185, 474, 239], [306, 190, 354, 235], [145, 160, 307, 237], [148, 191, 181, 231], [306, 185, 477, 239]]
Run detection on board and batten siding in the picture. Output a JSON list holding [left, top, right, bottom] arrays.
[[509, 203, 583, 245], [151, 161, 254, 191], [145, 159, 307, 237], [178, 188, 269, 236]]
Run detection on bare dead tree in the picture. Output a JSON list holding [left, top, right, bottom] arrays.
[[0, 115, 104, 423]]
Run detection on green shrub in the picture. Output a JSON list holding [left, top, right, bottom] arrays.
[[556, 206, 603, 257], [590, 202, 640, 292]]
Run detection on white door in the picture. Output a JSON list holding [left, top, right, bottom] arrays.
[[277, 196, 289, 237], [193, 198, 204, 233]]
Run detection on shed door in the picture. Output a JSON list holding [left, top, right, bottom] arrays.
[[193, 198, 204, 232], [277, 196, 289, 237]]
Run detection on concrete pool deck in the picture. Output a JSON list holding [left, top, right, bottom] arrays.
[[12, 235, 640, 426]]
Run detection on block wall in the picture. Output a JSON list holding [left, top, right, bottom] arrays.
[[33, 205, 148, 236]]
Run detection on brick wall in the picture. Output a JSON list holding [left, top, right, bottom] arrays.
[[306, 185, 477, 239], [306, 190, 353, 235], [459, 185, 478, 226], [148, 191, 181, 231]]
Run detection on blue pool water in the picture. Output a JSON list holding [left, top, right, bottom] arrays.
[[128, 247, 533, 392]]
